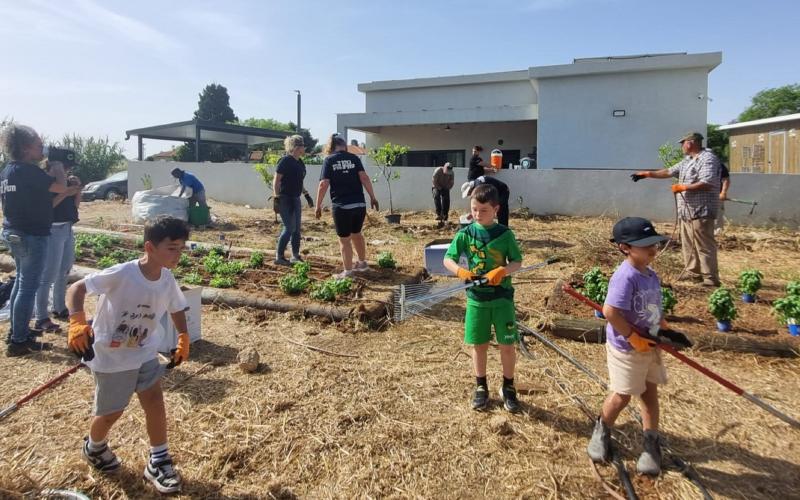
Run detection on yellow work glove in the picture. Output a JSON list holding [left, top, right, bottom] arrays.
[[170, 332, 190, 366], [627, 331, 657, 353], [671, 184, 688, 194], [484, 266, 508, 286], [456, 268, 477, 282], [68, 311, 93, 355]]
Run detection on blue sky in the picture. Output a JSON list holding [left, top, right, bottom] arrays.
[[2, 0, 798, 157]]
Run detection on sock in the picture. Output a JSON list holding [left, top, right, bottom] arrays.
[[88, 437, 107, 452], [503, 376, 514, 388], [476, 376, 487, 389], [150, 443, 169, 465]]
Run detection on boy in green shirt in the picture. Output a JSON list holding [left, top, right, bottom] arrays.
[[443, 184, 523, 412]]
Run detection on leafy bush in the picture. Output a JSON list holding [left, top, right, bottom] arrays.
[[209, 276, 235, 288], [75, 233, 121, 254], [209, 246, 226, 257], [97, 256, 118, 269], [772, 295, 800, 325], [582, 267, 609, 304], [203, 254, 225, 274], [278, 261, 311, 295], [178, 254, 191, 268], [786, 281, 800, 297], [661, 287, 677, 315], [310, 277, 352, 302], [249, 251, 264, 268], [708, 287, 737, 322], [737, 269, 764, 296], [135, 237, 145, 249], [292, 261, 310, 277], [183, 272, 203, 285], [192, 246, 209, 257], [216, 261, 245, 277], [377, 251, 396, 269], [109, 249, 139, 263], [57, 134, 126, 183]]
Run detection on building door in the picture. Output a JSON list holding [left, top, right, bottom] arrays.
[[768, 131, 786, 174], [500, 150, 521, 168]]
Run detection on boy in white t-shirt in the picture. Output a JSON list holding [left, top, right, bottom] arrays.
[[66, 216, 191, 494]]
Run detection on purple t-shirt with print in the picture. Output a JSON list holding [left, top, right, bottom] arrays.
[[604, 260, 662, 352]]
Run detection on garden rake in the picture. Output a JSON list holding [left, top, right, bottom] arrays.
[[393, 257, 559, 322]]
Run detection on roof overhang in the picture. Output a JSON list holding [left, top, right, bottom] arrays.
[[718, 112, 800, 131], [125, 120, 288, 146], [529, 52, 722, 79], [357, 70, 530, 92]]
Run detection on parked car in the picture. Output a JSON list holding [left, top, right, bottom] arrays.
[[81, 171, 128, 201]]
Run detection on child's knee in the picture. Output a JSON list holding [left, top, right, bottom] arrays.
[[613, 392, 632, 405], [94, 410, 123, 424], [138, 381, 164, 402]]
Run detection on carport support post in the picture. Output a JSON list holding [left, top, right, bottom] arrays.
[[194, 123, 201, 162], [137, 136, 143, 161]]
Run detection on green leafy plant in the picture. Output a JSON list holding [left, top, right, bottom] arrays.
[[183, 272, 203, 285], [109, 249, 139, 263], [135, 237, 145, 249], [278, 261, 311, 295], [178, 254, 191, 268], [785, 280, 800, 297], [310, 277, 353, 302], [97, 256, 118, 269], [377, 251, 396, 269], [292, 261, 310, 277], [191, 245, 209, 257], [658, 142, 684, 168], [209, 276, 235, 288], [582, 267, 609, 304], [249, 251, 264, 268], [737, 269, 764, 296], [772, 295, 800, 325], [141, 173, 153, 190], [216, 261, 245, 277], [203, 254, 225, 275], [209, 245, 226, 257], [369, 142, 409, 215], [661, 286, 677, 315], [708, 287, 737, 322]]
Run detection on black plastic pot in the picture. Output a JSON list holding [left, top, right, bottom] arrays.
[[385, 213, 402, 224]]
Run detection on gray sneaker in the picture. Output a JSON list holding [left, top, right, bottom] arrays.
[[82, 437, 121, 473], [636, 430, 663, 475], [587, 416, 610, 462]]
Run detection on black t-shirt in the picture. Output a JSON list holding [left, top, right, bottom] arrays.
[[320, 151, 366, 207], [275, 155, 306, 197], [1, 161, 56, 235], [476, 175, 510, 198], [468, 154, 485, 181], [52, 194, 79, 224]]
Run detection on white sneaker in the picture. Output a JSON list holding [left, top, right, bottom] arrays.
[[144, 458, 182, 494], [334, 270, 354, 279], [353, 261, 369, 272]]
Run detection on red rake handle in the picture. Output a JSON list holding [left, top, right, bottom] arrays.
[[0, 363, 83, 421], [562, 284, 800, 428]]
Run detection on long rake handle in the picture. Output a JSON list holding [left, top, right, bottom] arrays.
[[562, 284, 800, 429], [0, 363, 83, 421]]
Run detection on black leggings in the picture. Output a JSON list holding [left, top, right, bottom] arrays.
[[332, 206, 366, 237]]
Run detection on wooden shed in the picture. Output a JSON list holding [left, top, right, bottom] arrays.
[[719, 113, 800, 174]]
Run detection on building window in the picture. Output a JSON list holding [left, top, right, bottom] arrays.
[[400, 150, 465, 168]]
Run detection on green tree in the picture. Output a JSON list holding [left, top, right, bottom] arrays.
[[58, 134, 126, 182], [369, 142, 409, 214], [239, 117, 319, 155], [657, 142, 683, 168], [194, 83, 238, 123], [707, 124, 729, 163], [737, 84, 800, 122]]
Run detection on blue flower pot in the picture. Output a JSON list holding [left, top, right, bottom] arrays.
[[741, 293, 755, 303], [594, 310, 605, 319], [788, 323, 799, 337], [716, 320, 732, 332]]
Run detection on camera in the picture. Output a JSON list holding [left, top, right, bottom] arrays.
[[46, 147, 78, 167]]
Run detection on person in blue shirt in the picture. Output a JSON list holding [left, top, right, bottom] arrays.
[[170, 168, 207, 209]]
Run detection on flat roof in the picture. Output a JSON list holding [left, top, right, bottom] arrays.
[[125, 120, 288, 146], [718, 113, 800, 131]]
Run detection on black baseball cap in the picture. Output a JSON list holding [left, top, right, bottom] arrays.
[[610, 217, 668, 247]]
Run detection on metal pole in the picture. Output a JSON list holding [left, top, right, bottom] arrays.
[[294, 90, 301, 133], [137, 136, 143, 161], [195, 123, 201, 162]]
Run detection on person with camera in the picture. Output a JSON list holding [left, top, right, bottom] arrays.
[[34, 159, 82, 332], [0, 124, 81, 357]]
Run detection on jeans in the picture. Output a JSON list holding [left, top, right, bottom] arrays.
[[277, 196, 302, 258], [432, 188, 450, 220], [2, 229, 49, 343], [35, 223, 75, 320]]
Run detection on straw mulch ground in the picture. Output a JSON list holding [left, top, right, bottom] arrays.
[[0, 199, 798, 499]]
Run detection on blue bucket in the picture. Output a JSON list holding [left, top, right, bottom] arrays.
[[716, 320, 732, 332], [788, 323, 799, 337], [741, 293, 755, 303]]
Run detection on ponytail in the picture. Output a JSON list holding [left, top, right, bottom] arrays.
[[323, 133, 347, 156]]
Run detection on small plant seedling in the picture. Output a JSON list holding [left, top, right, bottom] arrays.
[[279, 274, 310, 295], [249, 251, 264, 268], [97, 256, 118, 269], [310, 277, 352, 302], [209, 276, 235, 288], [737, 269, 764, 296], [377, 251, 396, 269], [209, 246, 226, 257], [203, 254, 225, 275], [178, 254, 191, 268], [582, 267, 609, 305], [661, 286, 677, 315], [183, 272, 203, 285], [772, 294, 800, 325], [785, 281, 800, 297], [708, 287, 737, 322]]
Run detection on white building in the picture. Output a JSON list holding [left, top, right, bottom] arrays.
[[337, 52, 721, 170]]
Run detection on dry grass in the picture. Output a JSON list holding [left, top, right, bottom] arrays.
[[0, 199, 798, 499]]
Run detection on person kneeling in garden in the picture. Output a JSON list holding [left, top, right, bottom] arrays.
[[66, 216, 192, 494], [443, 184, 523, 413], [587, 217, 670, 475]]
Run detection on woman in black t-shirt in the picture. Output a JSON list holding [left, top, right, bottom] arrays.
[[314, 134, 379, 278], [273, 135, 308, 265]]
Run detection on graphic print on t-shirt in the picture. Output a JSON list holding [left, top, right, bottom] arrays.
[[632, 288, 661, 335], [109, 304, 157, 348]]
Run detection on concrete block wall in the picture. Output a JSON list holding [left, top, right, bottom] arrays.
[[128, 161, 800, 228]]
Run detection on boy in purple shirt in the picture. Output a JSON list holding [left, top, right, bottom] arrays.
[[587, 217, 669, 476]]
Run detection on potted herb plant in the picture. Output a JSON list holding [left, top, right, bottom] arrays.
[[582, 267, 609, 319], [737, 269, 763, 303], [661, 286, 677, 316], [772, 294, 800, 336], [369, 142, 409, 224], [708, 287, 737, 332]]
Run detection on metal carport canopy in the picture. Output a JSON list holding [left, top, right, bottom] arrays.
[[125, 120, 289, 161]]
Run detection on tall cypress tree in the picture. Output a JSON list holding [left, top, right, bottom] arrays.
[[194, 83, 238, 123]]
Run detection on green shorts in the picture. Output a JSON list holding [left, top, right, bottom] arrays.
[[464, 299, 518, 345]]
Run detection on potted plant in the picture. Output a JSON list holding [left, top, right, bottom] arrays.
[[582, 267, 609, 319], [737, 269, 763, 303], [369, 142, 409, 224], [661, 286, 677, 316], [708, 287, 737, 332], [772, 294, 800, 336]]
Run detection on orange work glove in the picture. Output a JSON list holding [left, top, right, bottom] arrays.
[[171, 332, 190, 366], [68, 311, 94, 354], [627, 331, 657, 353], [484, 267, 508, 286], [456, 268, 476, 282], [671, 184, 688, 193]]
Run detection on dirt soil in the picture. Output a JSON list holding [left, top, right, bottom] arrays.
[[0, 198, 798, 499]]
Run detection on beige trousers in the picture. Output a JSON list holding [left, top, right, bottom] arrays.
[[679, 217, 719, 283]]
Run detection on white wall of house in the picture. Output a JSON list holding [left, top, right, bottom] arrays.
[[128, 162, 800, 228], [364, 79, 537, 113], [536, 68, 709, 169]]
